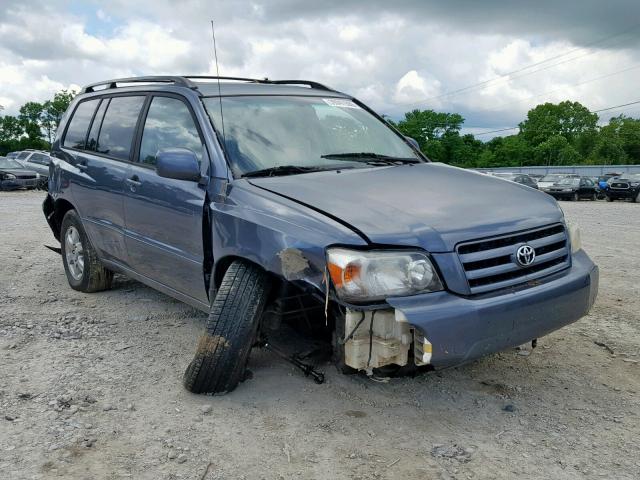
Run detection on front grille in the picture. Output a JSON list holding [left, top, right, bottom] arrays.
[[457, 224, 570, 294], [610, 182, 629, 190], [16, 174, 36, 179]]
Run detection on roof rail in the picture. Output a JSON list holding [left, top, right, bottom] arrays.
[[184, 76, 334, 92], [81, 75, 335, 95], [81, 76, 198, 94]]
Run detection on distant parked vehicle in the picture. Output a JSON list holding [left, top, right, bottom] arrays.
[[604, 174, 640, 203], [537, 173, 580, 192], [6, 151, 20, 159], [489, 172, 538, 189], [17, 151, 51, 189], [528, 173, 545, 183], [0, 157, 40, 190], [545, 176, 597, 201]]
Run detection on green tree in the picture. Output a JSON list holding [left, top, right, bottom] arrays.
[[41, 90, 76, 142], [18, 101, 45, 140], [534, 135, 581, 165], [519, 101, 598, 147], [0, 115, 23, 142], [395, 110, 464, 148]]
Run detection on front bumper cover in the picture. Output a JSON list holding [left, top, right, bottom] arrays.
[[387, 250, 598, 368]]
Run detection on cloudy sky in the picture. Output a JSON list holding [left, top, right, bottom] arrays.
[[2, 0, 640, 137]]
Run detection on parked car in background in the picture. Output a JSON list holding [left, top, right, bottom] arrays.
[[528, 173, 545, 183], [0, 156, 40, 190], [604, 173, 640, 202], [490, 172, 538, 189], [17, 151, 51, 189], [545, 176, 597, 201], [6, 151, 20, 159], [537, 173, 580, 192]]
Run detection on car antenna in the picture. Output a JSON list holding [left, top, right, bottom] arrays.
[[210, 20, 229, 179]]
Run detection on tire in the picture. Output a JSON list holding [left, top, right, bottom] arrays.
[[591, 193, 597, 201], [572, 192, 579, 202], [634, 191, 640, 203], [183, 260, 270, 395], [606, 195, 613, 202], [60, 210, 113, 292]]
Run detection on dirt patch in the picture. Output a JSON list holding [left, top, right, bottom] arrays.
[[195, 334, 230, 356]]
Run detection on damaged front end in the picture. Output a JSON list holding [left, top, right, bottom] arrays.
[[340, 308, 432, 373]]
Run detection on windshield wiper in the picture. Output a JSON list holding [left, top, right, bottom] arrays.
[[320, 152, 420, 164], [241, 165, 323, 178]]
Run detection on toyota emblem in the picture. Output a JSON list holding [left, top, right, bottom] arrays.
[[515, 245, 536, 267]]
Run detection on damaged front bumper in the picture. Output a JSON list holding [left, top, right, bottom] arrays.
[[383, 250, 598, 368]]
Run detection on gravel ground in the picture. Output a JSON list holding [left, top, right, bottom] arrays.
[[1, 190, 639, 480]]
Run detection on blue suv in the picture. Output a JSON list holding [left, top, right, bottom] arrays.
[[44, 76, 598, 394]]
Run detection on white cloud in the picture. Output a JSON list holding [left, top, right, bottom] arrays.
[[393, 70, 441, 106], [1, 0, 640, 137]]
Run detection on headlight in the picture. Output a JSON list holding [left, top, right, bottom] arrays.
[[563, 188, 573, 192], [4, 173, 16, 180], [567, 223, 582, 254], [326, 248, 443, 302], [36, 173, 40, 179]]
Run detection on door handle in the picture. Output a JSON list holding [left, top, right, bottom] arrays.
[[126, 176, 142, 186], [76, 162, 88, 171]]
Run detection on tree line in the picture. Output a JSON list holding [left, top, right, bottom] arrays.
[[0, 90, 75, 155], [1, 90, 639, 167], [392, 101, 640, 167]]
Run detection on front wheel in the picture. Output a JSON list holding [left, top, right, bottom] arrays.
[[61, 210, 113, 292], [572, 192, 580, 202], [606, 195, 613, 202], [183, 260, 270, 395], [634, 191, 640, 203]]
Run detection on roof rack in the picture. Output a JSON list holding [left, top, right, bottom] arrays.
[[81, 76, 198, 94], [80, 75, 334, 95], [183, 76, 334, 91]]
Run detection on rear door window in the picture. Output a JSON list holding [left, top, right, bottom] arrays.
[[64, 100, 100, 149], [86, 99, 109, 152], [96, 96, 145, 161]]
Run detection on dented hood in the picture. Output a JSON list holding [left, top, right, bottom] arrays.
[[248, 163, 564, 252]]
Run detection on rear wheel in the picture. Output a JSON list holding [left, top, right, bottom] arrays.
[[61, 210, 113, 292], [572, 192, 580, 202], [606, 195, 613, 202], [591, 192, 597, 201], [183, 260, 270, 395]]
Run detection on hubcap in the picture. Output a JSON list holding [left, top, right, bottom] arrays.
[[65, 226, 84, 281]]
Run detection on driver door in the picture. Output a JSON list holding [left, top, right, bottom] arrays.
[[123, 94, 209, 303]]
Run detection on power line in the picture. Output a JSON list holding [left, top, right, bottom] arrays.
[[397, 23, 640, 108]]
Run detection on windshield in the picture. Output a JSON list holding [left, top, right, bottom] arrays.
[[493, 173, 517, 180], [616, 173, 640, 182], [0, 158, 25, 169], [203, 96, 420, 176], [557, 178, 580, 186], [540, 174, 565, 182]]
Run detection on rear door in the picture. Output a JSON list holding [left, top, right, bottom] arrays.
[[123, 94, 208, 302], [60, 95, 146, 265]]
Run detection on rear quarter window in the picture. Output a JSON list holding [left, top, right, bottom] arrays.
[[64, 99, 100, 149]]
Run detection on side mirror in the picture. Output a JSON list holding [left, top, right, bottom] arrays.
[[156, 148, 201, 181], [404, 136, 420, 150]]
